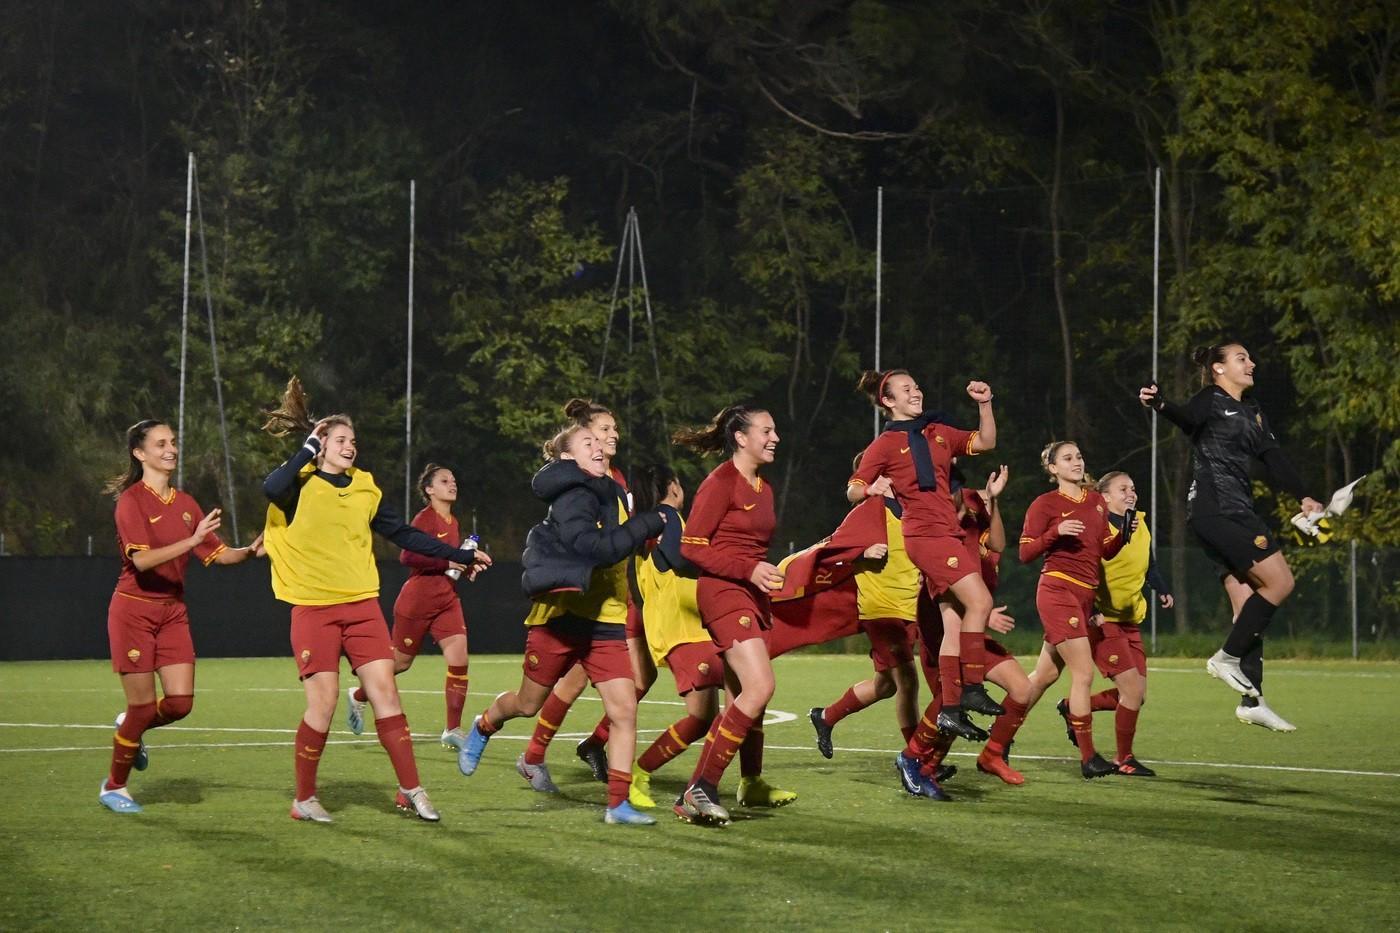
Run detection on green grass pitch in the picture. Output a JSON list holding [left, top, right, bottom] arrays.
[[2, 654, 1398, 931]]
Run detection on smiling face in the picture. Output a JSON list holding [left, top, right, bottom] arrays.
[[1214, 344, 1255, 392], [735, 410, 779, 466], [563, 429, 608, 477], [589, 413, 619, 461], [320, 422, 357, 473], [881, 374, 923, 420], [1048, 443, 1085, 485], [424, 468, 458, 504], [134, 424, 179, 477], [1101, 473, 1136, 514]]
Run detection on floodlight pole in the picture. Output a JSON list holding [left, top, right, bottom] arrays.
[[1150, 167, 1161, 653], [874, 186, 883, 438], [405, 179, 416, 516], [178, 152, 194, 488]]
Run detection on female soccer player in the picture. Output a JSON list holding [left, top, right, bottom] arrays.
[[344, 463, 479, 751], [99, 419, 264, 814], [1017, 441, 1129, 779], [1141, 344, 1321, 730], [261, 380, 485, 823], [673, 405, 783, 825], [847, 370, 1001, 740], [1050, 470, 1172, 776], [458, 424, 666, 825]]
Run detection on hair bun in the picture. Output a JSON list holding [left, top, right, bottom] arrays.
[[1190, 346, 1213, 367]]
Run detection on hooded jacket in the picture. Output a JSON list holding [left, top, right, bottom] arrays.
[[520, 459, 665, 598]]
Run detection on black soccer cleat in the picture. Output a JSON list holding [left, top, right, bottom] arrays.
[[1056, 698, 1079, 748], [936, 708, 989, 743], [1115, 756, 1156, 777], [575, 738, 608, 783], [959, 683, 1006, 718], [934, 763, 958, 784], [1001, 739, 1014, 765], [1081, 753, 1117, 780], [808, 707, 834, 760]]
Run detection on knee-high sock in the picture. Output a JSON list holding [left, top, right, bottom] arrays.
[[903, 702, 943, 760], [637, 714, 710, 773], [151, 694, 193, 727], [691, 706, 756, 787], [1115, 705, 1140, 762], [959, 632, 986, 685], [986, 697, 1029, 756], [523, 692, 573, 765], [1240, 638, 1264, 706], [739, 725, 764, 779], [1223, 593, 1278, 658], [294, 720, 329, 801], [1090, 688, 1120, 712], [607, 768, 631, 808], [937, 656, 962, 708], [1069, 708, 1097, 763], [444, 665, 469, 731], [823, 686, 871, 726], [107, 702, 157, 790], [375, 713, 421, 789]]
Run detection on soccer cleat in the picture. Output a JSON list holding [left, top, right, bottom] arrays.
[[936, 708, 989, 742], [604, 800, 657, 826], [515, 752, 560, 793], [1207, 650, 1260, 697], [98, 779, 142, 814], [395, 786, 441, 822], [1055, 698, 1079, 748], [629, 764, 657, 809], [459, 716, 490, 776], [934, 763, 958, 784], [289, 796, 333, 823], [1001, 739, 1014, 764], [345, 687, 366, 735], [114, 711, 149, 772], [676, 783, 731, 826], [959, 683, 1006, 717], [808, 707, 835, 759], [737, 775, 797, 808], [1115, 756, 1157, 777], [1235, 699, 1297, 733], [1081, 753, 1117, 780], [440, 727, 467, 751], [895, 752, 949, 800], [575, 738, 609, 783], [976, 748, 1026, 785]]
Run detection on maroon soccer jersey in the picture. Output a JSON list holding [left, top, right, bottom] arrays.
[[957, 489, 1001, 594], [113, 483, 225, 600], [400, 507, 460, 579], [850, 424, 980, 539], [680, 459, 776, 582], [1018, 488, 1123, 589]]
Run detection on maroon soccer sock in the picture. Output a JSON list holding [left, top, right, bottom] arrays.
[[477, 709, 501, 736], [352, 686, 368, 703], [924, 731, 956, 767], [151, 694, 193, 727], [523, 693, 570, 764], [588, 715, 612, 747], [1115, 705, 1140, 762], [739, 726, 765, 779], [987, 696, 1029, 753], [903, 702, 943, 759], [696, 706, 756, 787], [958, 632, 987, 685], [638, 714, 710, 773], [1069, 709, 1097, 763], [937, 655, 962, 708], [607, 768, 632, 808], [375, 713, 420, 789], [107, 702, 157, 790], [823, 687, 869, 726], [444, 665, 469, 731], [1090, 688, 1120, 712], [294, 719, 329, 801]]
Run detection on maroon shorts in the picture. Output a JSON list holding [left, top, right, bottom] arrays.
[[1092, 621, 1147, 677], [697, 577, 772, 651], [624, 598, 645, 641], [905, 534, 980, 598], [863, 617, 916, 673], [665, 640, 725, 695], [522, 618, 632, 688], [1036, 576, 1097, 645], [290, 598, 394, 679], [391, 589, 467, 657], [107, 592, 195, 674]]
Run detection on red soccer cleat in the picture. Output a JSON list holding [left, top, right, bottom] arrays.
[[976, 748, 1025, 785]]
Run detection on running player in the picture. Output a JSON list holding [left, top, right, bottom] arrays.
[[99, 419, 265, 814], [1050, 470, 1172, 776], [1141, 345, 1322, 730], [1016, 441, 1129, 779], [261, 379, 486, 823], [457, 423, 666, 825], [847, 370, 1001, 740], [673, 405, 783, 826], [344, 463, 480, 753]]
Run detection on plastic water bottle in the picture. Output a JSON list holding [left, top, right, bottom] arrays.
[[445, 534, 479, 581]]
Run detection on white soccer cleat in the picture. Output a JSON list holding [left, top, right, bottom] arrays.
[[1236, 699, 1297, 733], [395, 786, 441, 822], [1207, 650, 1260, 697], [289, 796, 333, 823], [345, 687, 365, 735]]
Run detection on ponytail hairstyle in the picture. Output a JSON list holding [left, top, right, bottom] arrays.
[[104, 419, 168, 498], [261, 376, 353, 439], [563, 397, 613, 428], [1095, 471, 1128, 495], [855, 368, 912, 414], [417, 462, 451, 503], [673, 404, 765, 456], [1191, 343, 1239, 386], [1040, 440, 1076, 484], [631, 463, 679, 514], [541, 423, 592, 461]]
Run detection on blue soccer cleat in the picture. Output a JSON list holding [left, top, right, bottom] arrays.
[[604, 800, 657, 826], [459, 715, 490, 776], [895, 753, 950, 801], [114, 711, 148, 772], [99, 779, 143, 814]]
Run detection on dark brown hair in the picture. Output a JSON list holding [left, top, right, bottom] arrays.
[[631, 464, 679, 514], [417, 462, 452, 503], [856, 368, 913, 413], [1191, 343, 1243, 386], [261, 376, 353, 438], [673, 405, 766, 456], [104, 419, 168, 498], [563, 397, 613, 427]]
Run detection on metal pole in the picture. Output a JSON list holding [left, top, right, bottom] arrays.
[[193, 168, 240, 544], [1350, 539, 1359, 659], [1150, 167, 1161, 654], [178, 152, 194, 487], [873, 185, 883, 438], [405, 180, 416, 516]]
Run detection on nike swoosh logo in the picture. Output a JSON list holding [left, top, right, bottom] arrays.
[[148, 515, 162, 524], [1224, 409, 1238, 416], [900, 447, 911, 454], [436, 532, 448, 538], [338, 492, 351, 498], [742, 503, 757, 511], [1061, 511, 1074, 517]]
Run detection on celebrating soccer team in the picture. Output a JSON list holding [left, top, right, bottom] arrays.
[[98, 340, 1328, 824]]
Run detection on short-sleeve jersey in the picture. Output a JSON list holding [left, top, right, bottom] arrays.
[[114, 483, 226, 600], [849, 424, 979, 539]]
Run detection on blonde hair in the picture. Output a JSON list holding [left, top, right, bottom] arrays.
[[542, 423, 592, 461], [261, 376, 353, 438], [1040, 440, 1096, 487]]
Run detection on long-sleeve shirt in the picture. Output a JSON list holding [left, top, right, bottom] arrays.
[[849, 424, 980, 539], [1019, 488, 1124, 590], [680, 460, 776, 582], [113, 482, 226, 600]]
